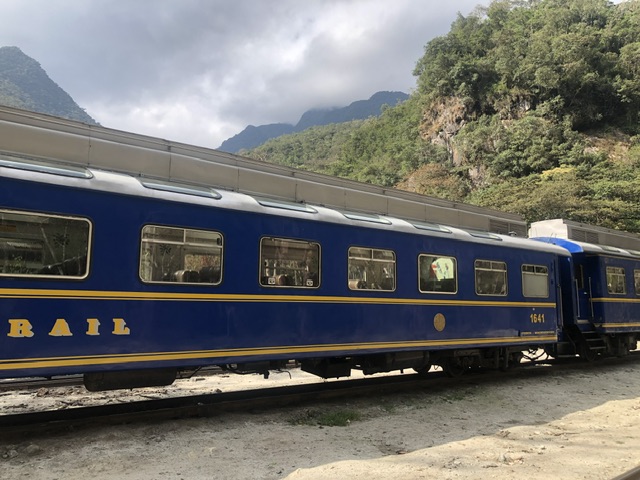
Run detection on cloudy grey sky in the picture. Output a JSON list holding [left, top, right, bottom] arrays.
[[2, 0, 486, 148]]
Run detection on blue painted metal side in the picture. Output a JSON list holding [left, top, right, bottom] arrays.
[[586, 254, 640, 332], [1, 175, 561, 378]]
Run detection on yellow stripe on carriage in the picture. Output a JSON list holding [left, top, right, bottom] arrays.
[[593, 322, 640, 328], [0, 288, 557, 308], [592, 297, 640, 304]]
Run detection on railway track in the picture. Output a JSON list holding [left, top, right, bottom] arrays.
[[0, 372, 442, 441], [0, 363, 301, 391], [0, 366, 227, 392], [2, 353, 638, 442], [0, 375, 85, 391]]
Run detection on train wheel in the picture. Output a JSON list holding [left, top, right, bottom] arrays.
[[512, 352, 524, 365], [579, 344, 598, 362], [499, 352, 524, 371], [443, 359, 466, 378], [413, 364, 432, 377]]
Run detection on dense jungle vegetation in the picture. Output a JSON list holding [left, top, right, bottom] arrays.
[[245, 0, 640, 232]]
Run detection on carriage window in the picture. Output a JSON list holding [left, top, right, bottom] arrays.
[[475, 260, 507, 296], [260, 238, 320, 288], [418, 254, 457, 293], [140, 225, 222, 284], [348, 247, 395, 291], [606, 266, 626, 295], [634, 270, 640, 295], [0, 210, 91, 279], [522, 264, 549, 298], [575, 263, 585, 289]]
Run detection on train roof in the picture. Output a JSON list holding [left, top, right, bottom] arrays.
[[531, 237, 640, 259], [529, 218, 640, 251], [530, 219, 640, 259], [0, 105, 526, 236], [0, 152, 568, 256]]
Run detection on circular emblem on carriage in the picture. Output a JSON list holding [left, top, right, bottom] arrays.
[[434, 313, 446, 332]]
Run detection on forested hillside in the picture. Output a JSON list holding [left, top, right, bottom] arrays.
[[246, 0, 640, 232]]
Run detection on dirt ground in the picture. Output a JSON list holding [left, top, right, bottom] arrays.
[[1, 357, 640, 480]]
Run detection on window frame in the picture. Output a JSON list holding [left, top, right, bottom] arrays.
[[139, 224, 223, 285], [606, 266, 626, 295], [0, 209, 92, 280], [259, 237, 321, 289], [347, 246, 396, 292], [418, 253, 458, 294], [474, 259, 508, 296], [575, 263, 585, 290], [521, 264, 549, 298], [634, 269, 640, 296]]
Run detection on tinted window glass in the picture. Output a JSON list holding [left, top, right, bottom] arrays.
[[419, 254, 457, 293], [140, 225, 223, 284], [606, 266, 626, 294], [522, 264, 549, 298], [348, 247, 395, 291], [260, 238, 320, 288], [475, 260, 507, 296], [0, 210, 91, 279]]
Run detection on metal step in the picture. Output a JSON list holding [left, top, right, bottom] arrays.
[[583, 331, 607, 351], [563, 326, 607, 359]]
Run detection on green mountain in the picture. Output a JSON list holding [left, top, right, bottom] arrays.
[[218, 91, 408, 153], [0, 46, 97, 125], [245, 0, 640, 233]]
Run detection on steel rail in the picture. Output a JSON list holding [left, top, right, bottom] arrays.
[[611, 465, 640, 480], [3, 353, 639, 442]]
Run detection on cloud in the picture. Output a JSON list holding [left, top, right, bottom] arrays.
[[0, 0, 483, 147]]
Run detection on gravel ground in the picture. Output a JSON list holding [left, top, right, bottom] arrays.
[[1, 357, 640, 480]]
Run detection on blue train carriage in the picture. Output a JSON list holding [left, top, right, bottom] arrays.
[[531, 220, 640, 360], [1, 153, 564, 390]]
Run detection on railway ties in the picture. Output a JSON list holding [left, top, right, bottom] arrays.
[[0, 374, 437, 441], [1, 352, 638, 442]]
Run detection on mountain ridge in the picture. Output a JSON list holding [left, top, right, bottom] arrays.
[[0, 46, 97, 125], [218, 91, 408, 153]]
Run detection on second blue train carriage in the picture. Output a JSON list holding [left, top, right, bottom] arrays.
[[531, 234, 640, 359]]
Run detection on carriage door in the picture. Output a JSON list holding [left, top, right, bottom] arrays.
[[574, 261, 593, 320]]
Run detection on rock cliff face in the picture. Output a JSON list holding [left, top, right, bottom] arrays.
[[219, 91, 408, 153], [0, 46, 97, 125], [420, 96, 467, 162]]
